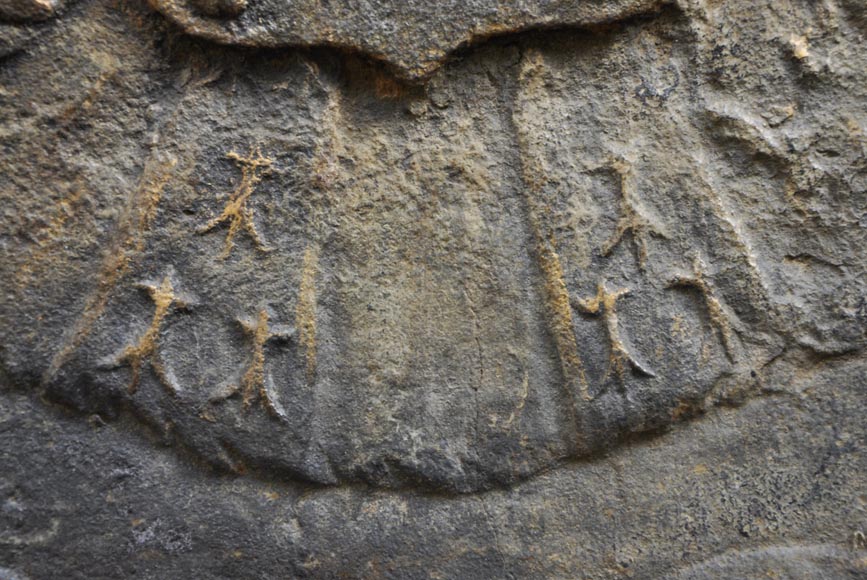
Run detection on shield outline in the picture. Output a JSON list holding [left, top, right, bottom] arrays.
[[150, 0, 671, 79]]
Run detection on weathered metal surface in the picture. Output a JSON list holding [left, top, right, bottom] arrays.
[[0, 0, 865, 577]]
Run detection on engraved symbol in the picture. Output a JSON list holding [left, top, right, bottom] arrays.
[[668, 256, 737, 362], [213, 309, 295, 418], [601, 158, 666, 270], [574, 281, 655, 381], [110, 276, 190, 395], [198, 147, 273, 258]]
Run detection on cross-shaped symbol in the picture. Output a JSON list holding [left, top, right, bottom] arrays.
[[574, 281, 655, 381], [601, 158, 666, 271], [668, 256, 736, 362], [214, 309, 295, 418], [198, 146, 274, 258], [112, 276, 190, 395]]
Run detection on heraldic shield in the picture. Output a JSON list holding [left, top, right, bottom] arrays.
[[10, 2, 859, 494]]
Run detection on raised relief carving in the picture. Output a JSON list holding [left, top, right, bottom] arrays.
[[600, 158, 667, 271], [106, 275, 190, 395], [668, 256, 738, 362], [212, 309, 295, 418], [574, 281, 655, 383], [514, 47, 590, 415], [1, 0, 863, 576], [198, 147, 274, 258], [19, 6, 785, 493]]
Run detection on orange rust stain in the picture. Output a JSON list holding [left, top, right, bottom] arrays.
[[515, 49, 590, 407], [117, 276, 183, 395], [296, 245, 320, 385], [236, 309, 287, 417], [198, 147, 273, 258], [44, 155, 178, 382]]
